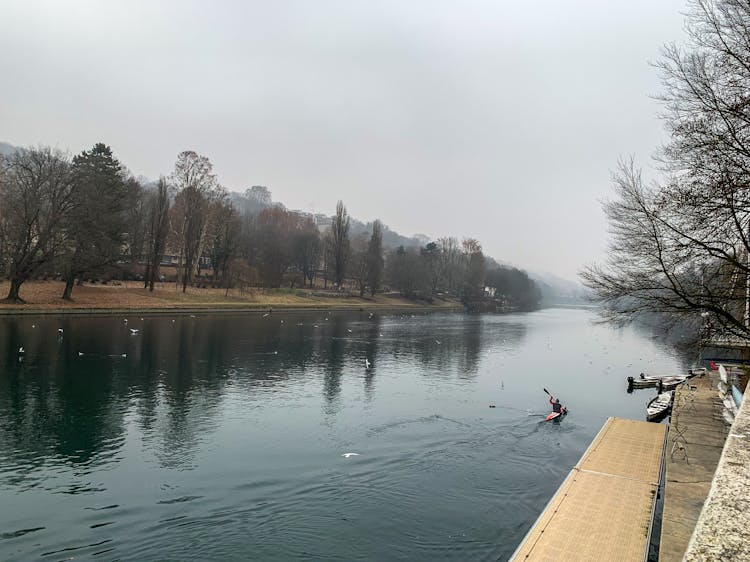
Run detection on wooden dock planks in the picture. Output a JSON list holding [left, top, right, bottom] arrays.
[[510, 417, 667, 562]]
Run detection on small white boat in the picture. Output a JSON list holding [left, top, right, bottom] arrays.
[[627, 370, 695, 390], [646, 390, 674, 421]]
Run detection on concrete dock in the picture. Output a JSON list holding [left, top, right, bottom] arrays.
[[658, 371, 729, 562], [510, 417, 667, 562]]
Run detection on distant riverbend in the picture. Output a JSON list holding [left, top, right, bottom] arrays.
[[0, 308, 688, 560]]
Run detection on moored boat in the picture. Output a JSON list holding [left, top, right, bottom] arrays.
[[646, 390, 674, 421], [627, 370, 697, 390]]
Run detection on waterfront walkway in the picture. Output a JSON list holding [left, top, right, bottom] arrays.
[[659, 371, 729, 562], [684, 371, 750, 561], [510, 417, 666, 562]]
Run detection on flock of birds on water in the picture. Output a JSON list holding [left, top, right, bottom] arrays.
[[13, 309, 454, 460], [13, 310, 423, 373]]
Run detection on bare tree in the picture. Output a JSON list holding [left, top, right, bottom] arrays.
[[207, 195, 240, 287], [366, 220, 384, 296], [350, 233, 369, 296], [584, 1, 750, 338], [171, 151, 219, 292], [144, 177, 171, 291], [462, 238, 485, 299], [0, 147, 76, 302], [322, 229, 333, 289], [438, 237, 463, 296], [293, 217, 321, 287], [122, 178, 148, 273], [582, 160, 748, 336], [255, 207, 296, 287], [331, 200, 350, 287]]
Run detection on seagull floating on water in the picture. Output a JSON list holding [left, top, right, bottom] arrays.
[[18, 347, 24, 354], [123, 319, 128, 324], [342, 453, 359, 458], [365, 358, 371, 369], [347, 329, 352, 333], [262, 313, 269, 318], [129, 329, 140, 335], [78, 352, 84, 357]]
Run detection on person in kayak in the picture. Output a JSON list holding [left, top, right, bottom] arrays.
[[550, 396, 565, 414]]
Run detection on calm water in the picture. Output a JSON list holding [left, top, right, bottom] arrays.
[[0, 308, 689, 561]]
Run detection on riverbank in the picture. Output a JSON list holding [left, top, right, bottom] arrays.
[[0, 280, 464, 315]]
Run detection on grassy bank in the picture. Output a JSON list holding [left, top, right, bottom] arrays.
[[0, 280, 464, 315]]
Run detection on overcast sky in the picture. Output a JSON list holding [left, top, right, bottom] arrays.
[[0, 0, 689, 280]]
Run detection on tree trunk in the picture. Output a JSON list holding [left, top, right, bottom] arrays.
[[5, 278, 24, 303], [62, 276, 75, 300], [144, 263, 151, 289]]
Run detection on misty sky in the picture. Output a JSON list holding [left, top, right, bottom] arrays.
[[0, 1, 689, 280]]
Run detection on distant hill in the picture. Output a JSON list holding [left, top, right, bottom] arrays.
[[528, 271, 590, 306], [228, 187, 426, 250], [0, 141, 18, 156], [0, 140, 574, 287]]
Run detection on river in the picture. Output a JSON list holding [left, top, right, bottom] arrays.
[[0, 308, 689, 560]]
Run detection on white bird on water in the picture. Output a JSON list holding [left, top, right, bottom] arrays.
[[342, 453, 359, 458], [129, 329, 140, 335], [18, 347, 24, 354], [262, 313, 269, 318], [365, 358, 371, 369]]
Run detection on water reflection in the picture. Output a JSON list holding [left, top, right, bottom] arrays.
[[0, 312, 503, 473], [0, 310, 697, 561]]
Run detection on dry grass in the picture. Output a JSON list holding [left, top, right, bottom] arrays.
[[0, 280, 461, 312]]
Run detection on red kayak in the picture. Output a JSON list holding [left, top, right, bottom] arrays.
[[546, 407, 568, 421]]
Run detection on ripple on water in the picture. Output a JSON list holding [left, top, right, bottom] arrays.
[[156, 495, 204, 505], [0, 527, 45, 540]]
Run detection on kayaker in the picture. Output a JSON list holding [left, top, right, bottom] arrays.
[[550, 396, 563, 414]]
